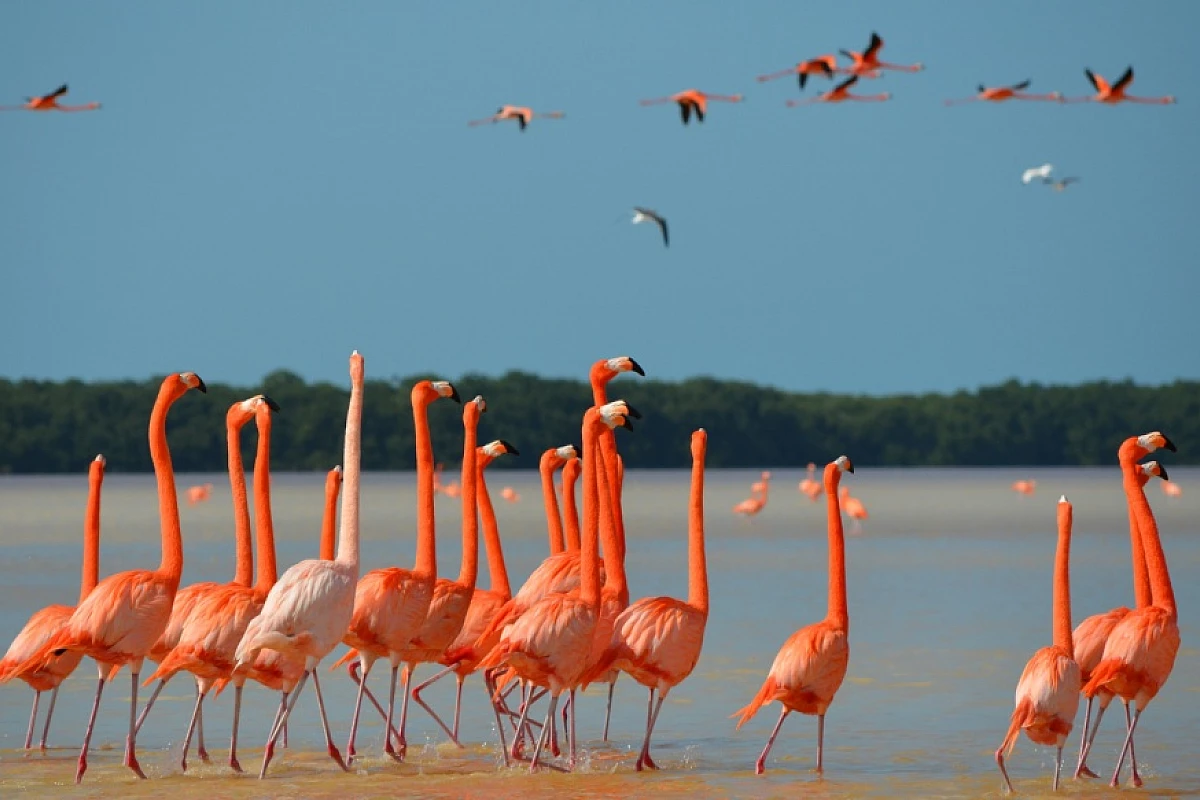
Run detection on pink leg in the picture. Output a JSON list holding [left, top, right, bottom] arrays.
[[23, 690, 40, 750], [345, 659, 372, 761], [509, 682, 533, 762], [1073, 696, 1098, 779], [75, 676, 106, 784], [38, 686, 60, 751], [1123, 703, 1142, 788], [452, 676, 464, 743], [637, 689, 666, 771], [393, 664, 415, 760], [528, 694, 560, 773], [123, 671, 148, 779], [179, 687, 206, 772], [261, 690, 288, 774], [1075, 699, 1107, 779], [260, 672, 307, 779], [601, 680, 615, 741], [484, 673, 510, 766], [1110, 706, 1142, 788], [310, 670, 347, 771], [412, 663, 463, 746], [346, 661, 405, 748], [133, 679, 165, 735], [382, 664, 403, 760], [995, 746, 1014, 794], [755, 707, 790, 775], [1052, 745, 1064, 791], [194, 683, 210, 764], [816, 713, 826, 775], [229, 684, 244, 772], [568, 689, 578, 769]]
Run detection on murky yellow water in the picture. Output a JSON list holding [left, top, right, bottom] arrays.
[[2, 467, 1198, 798]]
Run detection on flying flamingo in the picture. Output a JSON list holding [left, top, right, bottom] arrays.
[[1061, 67, 1176, 105], [186, 483, 214, 504], [0, 84, 101, 112], [16, 372, 206, 783], [733, 456, 855, 775], [338, 378, 460, 762], [838, 32, 924, 76], [1044, 177, 1080, 192], [1012, 479, 1037, 495], [798, 462, 821, 501], [840, 485, 869, 534], [1162, 480, 1182, 498], [584, 428, 709, 771], [1072, 458, 1166, 780], [944, 80, 1062, 106], [468, 105, 565, 131], [143, 395, 280, 773], [995, 496, 1080, 793], [0, 455, 105, 751], [757, 55, 838, 90], [501, 486, 520, 503], [232, 350, 364, 779], [786, 76, 890, 107], [1077, 432, 1180, 788], [640, 89, 744, 125]]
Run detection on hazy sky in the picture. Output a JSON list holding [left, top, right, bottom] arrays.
[[3, 2, 1197, 395]]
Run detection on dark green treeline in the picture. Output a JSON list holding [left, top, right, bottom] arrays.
[[1, 371, 1197, 474]]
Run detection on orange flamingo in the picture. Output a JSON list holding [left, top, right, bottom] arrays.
[[1061, 67, 1176, 105], [1072, 457, 1166, 780], [798, 462, 821, 501], [0, 455, 105, 751], [186, 483, 214, 504], [143, 395, 279, 773], [786, 75, 890, 106], [585, 428, 709, 771], [640, 89, 744, 125], [468, 105, 565, 131], [1161, 479, 1182, 498], [16, 372, 206, 783], [0, 83, 101, 112], [840, 485, 869, 534], [838, 32, 923, 76], [733, 456, 854, 775], [944, 80, 1062, 106], [995, 496, 1080, 793], [1012, 479, 1037, 495], [733, 471, 770, 516], [232, 350, 364, 779], [1078, 432, 1180, 788], [501, 486, 520, 503], [757, 55, 838, 90]]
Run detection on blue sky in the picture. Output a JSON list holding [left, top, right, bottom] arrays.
[[2, 2, 1197, 395]]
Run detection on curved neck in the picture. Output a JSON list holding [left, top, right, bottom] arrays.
[[253, 411, 277, 593], [476, 458, 511, 598], [687, 443, 708, 614], [337, 366, 363, 571], [596, 435, 627, 603], [227, 416, 253, 587], [599, 430, 627, 565], [579, 415, 602, 608], [457, 410, 480, 588], [412, 390, 437, 575], [151, 380, 185, 583], [561, 459, 581, 551], [540, 453, 565, 555], [1053, 501, 1074, 656], [80, 463, 104, 602], [1125, 460, 1175, 616], [824, 464, 848, 629], [320, 470, 341, 561]]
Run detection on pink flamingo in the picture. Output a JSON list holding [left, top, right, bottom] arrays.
[[501, 486, 521, 503], [944, 79, 1062, 106], [1060, 67, 1176, 105], [838, 32, 923, 76], [468, 105, 565, 131], [798, 462, 821, 501], [840, 485, 869, 533], [757, 55, 839, 90], [0, 83, 101, 112], [232, 350, 364, 779], [734, 471, 770, 516], [1162, 480, 1182, 498], [640, 89, 744, 125], [1012, 479, 1037, 495], [0, 455, 106, 751], [786, 75, 890, 106], [185, 483, 214, 504]]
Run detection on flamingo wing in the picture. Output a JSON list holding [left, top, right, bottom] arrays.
[[1011, 79, 1031, 91], [1112, 66, 1134, 93], [657, 216, 669, 248], [864, 32, 883, 60], [834, 75, 858, 92], [45, 84, 69, 100], [1084, 69, 1108, 94]]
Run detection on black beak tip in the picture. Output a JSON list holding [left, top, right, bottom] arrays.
[[625, 404, 643, 420], [1163, 437, 1177, 452], [847, 464, 855, 474], [629, 359, 646, 377], [500, 440, 519, 457], [621, 419, 634, 431], [196, 378, 208, 394], [449, 387, 461, 404], [1159, 465, 1170, 482], [263, 395, 281, 412]]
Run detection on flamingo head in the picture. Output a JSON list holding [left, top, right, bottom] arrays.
[[90, 454, 107, 480], [413, 379, 460, 406], [593, 356, 646, 385], [1133, 431, 1176, 459], [177, 371, 207, 395], [326, 465, 343, 490], [555, 444, 579, 461], [691, 428, 707, 459], [1140, 460, 1168, 483], [482, 439, 519, 458], [599, 399, 639, 430], [834, 455, 855, 474]]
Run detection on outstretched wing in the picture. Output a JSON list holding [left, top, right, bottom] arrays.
[[1112, 67, 1134, 93], [834, 75, 858, 92], [1084, 69, 1108, 94], [658, 217, 669, 248], [1011, 79, 1031, 91], [864, 32, 883, 60]]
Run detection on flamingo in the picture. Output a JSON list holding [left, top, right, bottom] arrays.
[[1061, 67, 1176, 105], [944, 80, 1062, 106], [798, 462, 821, 501], [840, 485, 869, 534], [1022, 164, 1054, 184], [733, 456, 854, 775], [632, 207, 669, 248], [501, 486, 520, 503], [0, 455, 106, 751], [1077, 432, 1179, 788], [186, 483, 214, 504], [640, 89, 744, 125], [1043, 177, 1080, 192], [0, 83, 101, 112], [733, 471, 770, 516], [1162, 480, 1182, 498], [1072, 458, 1167, 780], [995, 496, 1080, 793], [786, 75, 890, 107], [143, 395, 280, 773], [757, 55, 838, 90], [468, 105, 565, 131], [15, 371, 207, 783], [838, 32, 923, 76], [584, 428, 709, 771], [337, 378, 460, 762], [561, 454, 582, 551], [232, 350, 364, 779], [1012, 479, 1037, 495]]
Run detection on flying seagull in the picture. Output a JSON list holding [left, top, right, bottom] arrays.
[[632, 207, 669, 248], [1022, 163, 1053, 184]]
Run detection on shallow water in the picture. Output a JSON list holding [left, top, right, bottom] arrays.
[[1, 467, 1197, 799]]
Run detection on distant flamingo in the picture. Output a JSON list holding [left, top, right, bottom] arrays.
[[0, 455, 105, 751], [786, 75, 890, 107], [944, 80, 1062, 106], [734, 471, 770, 517], [16, 372, 207, 783], [798, 462, 821, 501], [1043, 177, 1080, 192], [186, 483, 214, 505], [232, 350, 364, 779], [0, 84, 101, 112], [840, 485, 869, 533], [839, 32, 924, 76], [584, 428, 709, 771], [1162, 480, 1182, 498], [468, 105, 565, 131], [757, 55, 838, 90], [640, 89, 744, 125], [501, 486, 521, 503], [1012, 479, 1037, 495], [995, 496, 1080, 793], [1061, 67, 1176, 105], [733, 456, 854, 775]]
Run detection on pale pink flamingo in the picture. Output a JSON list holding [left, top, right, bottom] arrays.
[[733, 456, 854, 775], [16, 372, 207, 783], [995, 496, 1080, 793], [734, 471, 770, 516], [798, 462, 821, 501], [468, 105, 565, 131], [0, 455, 105, 751], [1161, 480, 1182, 498], [186, 483, 214, 504], [0, 83, 101, 112], [1012, 479, 1037, 495], [640, 89, 744, 125], [944, 80, 1062, 106], [840, 485, 869, 534], [232, 350, 364, 779], [501, 486, 521, 503]]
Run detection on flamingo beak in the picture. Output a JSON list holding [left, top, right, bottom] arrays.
[[1161, 435, 1177, 452], [628, 358, 646, 377], [263, 395, 281, 412]]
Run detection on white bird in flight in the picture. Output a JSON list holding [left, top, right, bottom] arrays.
[[1022, 163, 1053, 184], [632, 207, 669, 248]]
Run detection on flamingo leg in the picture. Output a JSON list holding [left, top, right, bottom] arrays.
[[195, 683, 210, 763], [509, 682, 533, 762], [528, 694, 560, 773], [24, 690, 41, 750], [452, 676, 464, 743], [636, 687, 666, 771], [381, 664, 403, 760], [1073, 696, 1096, 779], [1110, 705, 1142, 788], [260, 672, 307, 779], [229, 684, 244, 772], [75, 676, 106, 784], [133, 679, 165, 735], [755, 707, 790, 775], [1075, 699, 1108, 778], [393, 664, 416, 760], [38, 685, 60, 751], [262, 690, 288, 771], [346, 660, 405, 749], [179, 688, 206, 772], [484, 673, 510, 766], [601, 680, 615, 741], [345, 659, 372, 762], [412, 663, 463, 746], [310, 670, 347, 771], [123, 671, 148, 779], [1123, 703, 1142, 788], [816, 713, 826, 775], [1052, 745, 1064, 791], [569, 688, 578, 769], [995, 745, 1014, 794]]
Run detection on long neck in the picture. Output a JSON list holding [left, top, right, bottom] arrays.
[[457, 411, 480, 588], [320, 471, 341, 560], [561, 460, 581, 551], [337, 370, 363, 571], [540, 455, 565, 555], [687, 444, 708, 613], [579, 417, 601, 608], [1121, 459, 1152, 608], [253, 412, 278, 593], [477, 459, 511, 598], [1052, 502, 1074, 655], [151, 382, 185, 584], [79, 463, 104, 602], [595, 436, 627, 603], [824, 465, 848, 629], [1125, 460, 1175, 616], [413, 393, 437, 575], [227, 419, 253, 587], [599, 430, 627, 564]]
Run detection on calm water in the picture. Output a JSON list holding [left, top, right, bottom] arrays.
[[1, 467, 1197, 799]]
